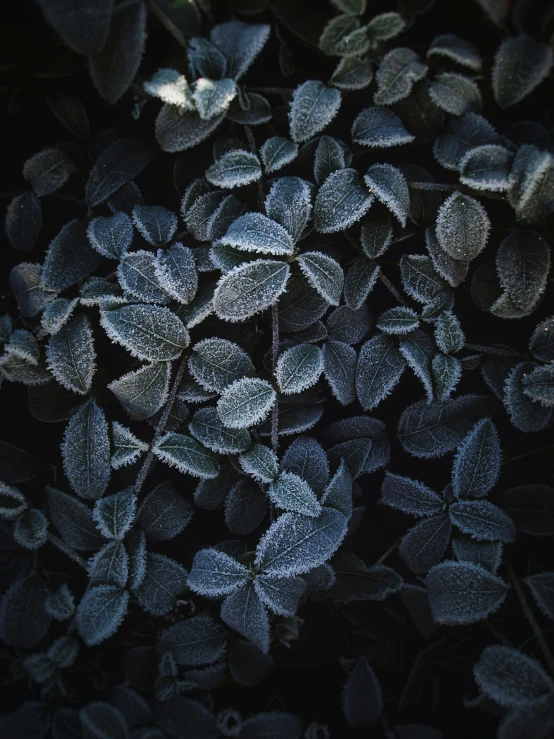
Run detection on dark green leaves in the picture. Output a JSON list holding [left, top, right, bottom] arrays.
[[36, 0, 113, 55], [452, 419, 501, 499], [352, 107, 414, 149], [76, 585, 129, 646], [493, 37, 553, 109], [46, 314, 95, 395], [214, 260, 290, 322], [62, 401, 110, 499], [496, 231, 550, 314], [342, 657, 383, 728], [153, 433, 219, 478], [436, 192, 490, 260], [85, 139, 152, 208], [43, 219, 101, 292], [101, 305, 189, 361], [314, 169, 372, 233], [218, 213, 294, 256], [356, 334, 406, 411], [289, 81, 341, 143], [474, 646, 554, 707]]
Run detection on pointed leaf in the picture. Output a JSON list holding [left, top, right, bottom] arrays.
[[374, 48, 427, 106], [281, 436, 329, 494], [380, 472, 444, 516], [474, 646, 554, 707], [268, 472, 321, 517], [356, 334, 406, 411], [313, 136, 346, 185], [254, 574, 306, 616], [323, 340, 357, 406], [190, 406, 251, 453], [427, 33, 482, 70], [46, 313, 95, 395], [260, 137, 298, 173], [239, 444, 278, 483], [210, 21, 270, 80], [134, 553, 188, 616], [101, 305, 188, 361], [400, 515, 452, 573], [221, 582, 270, 653], [289, 81, 341, 144], [525, 573, 554, 619], [225, 479, 266, 536], [155, 105, 225, 153], [109, 361, 170, 421], [88, 212, 133, 260], [496, 231, 550, 312], [452, 418, 501, 499], [132, 205, 177, 247], [376, 306, 419, 335], [218, 213, 294, 256], [111, 422, 148, 469], [460, 144, 513, 192], [189, 338, 255, 393], [93, 490, 136, 540], [206, 150, 261, 189], [265, 176, 312, 242], [277, 344, 323, 394], [342, 657, 383, 728], [314, 168, 372, 233], [352, 107, 414, 148], [153, 432, 219, 479], [193, 78, 237, 121], [62, 401, 110, 499], [43, 219, 101, 291], [214, 260, 290, 322], [188, 548, 249, 597], [88, 541, 129, 587], [452, 535, 503, 572], [493, 37, 553, 109], [85, 139, 152, 208], [217, 378, 275, 429], [364, 164, 409, 226], [400, 254, 446, 304], [76, 585, 129, 647]]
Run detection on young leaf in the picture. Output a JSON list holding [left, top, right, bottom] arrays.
[[474, 646, 554, 708], [100, 305, 189, 361], [206, 150, 262, 189], [217, 378, 276, 429], [210, 21, 270, 80], [5, 192, 42, 253], [153, 432, 219, 479], [254, 574, 306, 616], [398, 395, 496, 458], [111, 422, 148, 470], [342, 657, 383, 728], [277, 343, 323, 394], [434, 311, 465, 354], [159, 616, 226, 667], [132, 205, 177, 247], [46, 313, 95, 395], [426, 560, 508, 624], [45, 583, 75, 621], [319, 15, 363, 57], [361, 212, 393, 258], [190, 406, 251, 453], [143, 68, 194, 109], [221, 581, 270, 653], [189, 338, 255, 393], [87, 212, 133, 260], [225, 479, 266, 536], [108, 361, 170, 421], [76, 585, 129, 647], [268, 472, 322, 517], [188, 548, 249, 597], [356, 334, 406, 410], [13, 509, 48, 550], [376, 307, 419, 335], [62, 401, 110, 500], [154, 244, 198, 306], [42, 219, 101, 291], [429, 73, 482, 116], [134, 553, 188, 616], [496, 231, 550, 312], [364, 164, 409, 226], [36, 0, 112, 55], [88, 1, 147, 104], [433, 112, 498, 172], [193, 77, 237, 121], [239, 444, 279, 484], [23, 148, 75, 196], [289, 81, 341, 144], [281, 436, 329, 494], [93, 490, 136, 540], [214, 260, 290, 322], [525, 573, 554, 619], [508, 144, 554, 224], [436, 192, 489, 261], [449, 500, 516, 542], [493, 37, 553, 109], [322, 340, 357, 406], [85, 139, 152, 208], [327, 551, 401, 602], [522, 365, 554, 407], [218, 213, 294, 256], [351, 107, 414, 148], [374, 48, 427, 106], [366, 12, 406, 41], [260, 137, 298, 174], [452, 536, 503, 572], [427, 33, 482, 71], [47, 487, 104, 550], [459, 144, 513, 192], [88, 541, 129, 587], [380, 472, 445, 517], [400, 515, 452, 573], [265, 176, 312, 242], [314, 168, 372, 233], [255, 508, 347, 576], [452, 418, 501, 499]]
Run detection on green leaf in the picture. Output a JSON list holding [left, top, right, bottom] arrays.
[[100, 305, 189, 361], [85, 139, 152, 208], [218, 213, 294, 256], [289, 81, 341, 144], [217, 378, 276, 429], [43, 219, 101, 291], [213, 259, 290, 322], [314, 168, 372, 233], [493, 37, 553, 109], [277, 344, 323, 394], [260, 137, 298, 173], [153, 432, 219, 479], [364, 164, 409, 226], [62, 401, 110, 500], [109, 361, 170, 421], [366, 12, 406, 41], [206, 150, 261, 189], [297, 252, 344, 305], [436, 192, 490, 260], [46, 313, 95, 395], [374, 48, 427, 106]]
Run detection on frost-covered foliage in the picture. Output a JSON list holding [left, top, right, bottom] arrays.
[[1, 0, 554, 737]]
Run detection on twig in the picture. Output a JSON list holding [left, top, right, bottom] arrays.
[[465, 343, 527, 359], [244, 125, 265, 208], [503, 443, 554, 467], [147, 0, 188, 48], [376, 537, 401, 565], [379, 273, 407, 306], [47, 532, 87, 569]]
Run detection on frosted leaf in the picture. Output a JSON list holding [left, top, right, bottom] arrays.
[[366, 12, 406, 41], [207, 195, 247, 243], [80, 277, 126, 309], [449, 500, 516, 542], [0, 440, 37, 484], [137, 482, 192, 542], [314, 168, 372, 233], [111, 422, 148, 470], [297, 253, 343, 307], [76, 585, 129, 646], [210, 244, 250, 275], [23, 147, 75, 196], [127, 529, 145, 590], [356, 334, 406, 410], [361, 211, 393, 258], [221, 582, 270, 653], [374, 48, 427, 106], [313, 136, 346, 185], [289, 81, 341, 144], [5, 329, 39, 364], [88, 541, 129, 588], [210, 21, 270, 80], [276, 344, 323, 395], [433, 112, 499, 172], [188, 36, 227, 78], [106, 181, 143, 215], [422, 290, 455, 321], [109, 361, 170, 421], [100, 305, 189, 361], [522, 364, 554, 407], [189, 338, 255, 394], [258, 405, 323, 438], [225, 479, 266, 536], [321, 460, 352, 519], [505, 362, 553, 432], [36, 0, 112, 55], [43, 219, 101, 291], [153, 432, 219, 478], [342, 657, 383, 728], [323, 340, 357, 406], [398, 395, 496, 458], [143, 68, 193, 109], [13, 509, 48, 550], [153, 243, 198, 306], [496, 231, 550, 312], [493, 37, 553, 109], [79, 702, 129, 739], [190, 407, 251, 453], [344, 260, 380, 310], [327, 437, 373, 479], [525, 573, 554, 619], [260, 137, 298, 174], [452, 535, 503, 572], [434, 311, 465, 355], [93, 489, 136, 540], [88, 1, 146, 104], [436, 192, 490, 261], [330, 0, 366, 13], [134, 553, 188, 616], [429, 73, 482, 116], [380, 472, 444, 516], [495, 483, 554, 536], [217, 378, 276, 429], [47, 487, 104, 550], [118, 250, 171, 304], [239, 445, 278, 484], [185, 191, 226, 242], [508, 145, 554, 224], [176, 281, 216, 329], [459, 144, 513, 192], [425, 226, 469, 288], [159, 616, 226, 667], [281, 437, 329, 494], [109, 685, 152, 728], [474, 646, 554, 708], [426, 560, 508, 624], [206, 150, 261, 189], [364, 164, 409, 226], [0, 482, 28, 520], [218, 213, 294, 257], [9, 263, 50, 318], [328, 303, 371, 345], [45, 583, 75, 621], [255, 574, 306, 617], [226, 92, 272, 125], [132, 205, 177, 248], [181, 179, 211, 220], [319, 15, 361, 57], [46, 313, 95, 395], [452, 418, 500, 499], [352, 107, 414, 148], [0, 352, 50, 387], [265, 177, 312, 242], [255, 508, 347, 576], [327, 551, 402, 602], [330, 55, 374, 91], [188, 547, 249, 597], [87, 213, 133, 261], [214, 260, 290, 322], [5, 192, 41, 252], [376, 307, 419, 335], [85, 139, 152, 208], [490, 290, 537, 320], [0, 573, 51, 648], [427, 34, 482, 70], [155, 104, 226, 153], [62, 401, 110, 500], [278, 274, 328, 332], [268, 472, 321, 517], [400, 515, 452, 573]]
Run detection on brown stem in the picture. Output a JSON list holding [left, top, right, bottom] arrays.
[[379, 273, 407, 306], [376, 537, 401, 565]]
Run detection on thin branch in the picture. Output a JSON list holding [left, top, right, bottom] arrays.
[[376, 537, 401, 565], [47, 532, 87, 569], [244, 125, 265, 208], [503, 442, 554, 467], [464, 343, 527, 359], [379, 273, 407, 306], [147, 0, 188, 48]]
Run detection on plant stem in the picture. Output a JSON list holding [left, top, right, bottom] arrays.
[[271, 303, 280, 459], [503, 442, 554, 467], [245, 125, 265, 208], [376, 537, 401, 565], [465, 342, 527, 359], [134, 354, 188, 497], [508, 565, 554, 676], [47, 532, 87, 569], [249, 87, 294, 95], [147, 0, 188, 48], [379, 273, 407, 306]]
